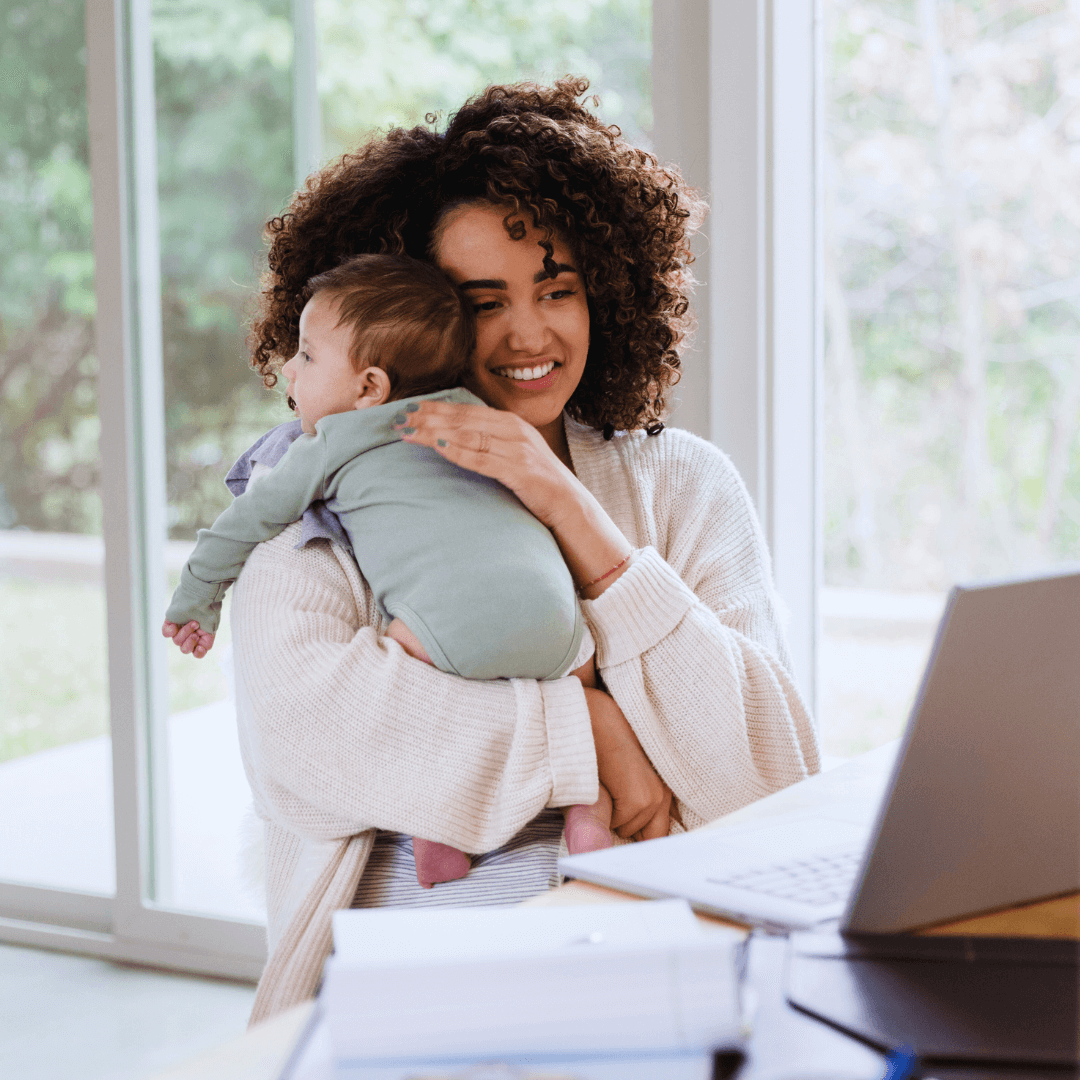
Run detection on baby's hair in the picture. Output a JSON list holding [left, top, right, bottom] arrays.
[[303, 254, 474, 401]]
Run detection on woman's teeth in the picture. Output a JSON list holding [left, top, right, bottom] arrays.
[[495, 361, 556, 382]]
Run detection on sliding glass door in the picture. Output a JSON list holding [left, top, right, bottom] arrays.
[[1, 0, 654, 977]]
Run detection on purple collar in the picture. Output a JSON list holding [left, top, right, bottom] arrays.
[[225, 421, 352, 553]]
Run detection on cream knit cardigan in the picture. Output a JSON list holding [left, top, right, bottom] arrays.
[[231, 417, 820, 1024]]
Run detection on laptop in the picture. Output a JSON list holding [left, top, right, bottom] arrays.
[[559, 569, 1080, 934]]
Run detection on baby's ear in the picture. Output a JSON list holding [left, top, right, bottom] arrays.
[[355, 365, 392, 407]]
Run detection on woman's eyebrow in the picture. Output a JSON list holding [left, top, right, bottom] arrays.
[[457, 264, 578, 291], [459, 278, 506, 291]]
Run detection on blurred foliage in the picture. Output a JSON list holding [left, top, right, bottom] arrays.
[[6, 0, 1074, 591], [1, 0, 650, 541], [153, 0, 296, 537], [315, 0, 652, 156], [824, 0, 1080, 589], [0, 0, 98, 532]]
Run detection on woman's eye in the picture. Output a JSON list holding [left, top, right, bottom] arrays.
[[545, 288, 576, 301], [473, 300, 501, 313]]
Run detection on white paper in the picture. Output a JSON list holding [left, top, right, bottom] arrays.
[[281, 1008, 717, 1080], [323, 900, 744, 1062], [330, 898, 707, 965]]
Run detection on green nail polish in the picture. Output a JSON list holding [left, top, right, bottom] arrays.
[[406, 402, 420, 412], [401, 426, 416, 435], [393, 413, 407, 425], [437, 438, 447, 447]]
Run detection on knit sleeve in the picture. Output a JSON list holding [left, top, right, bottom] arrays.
[[230, 524, 597, 852], [580, 433, 820, 830], [164, 432, 330, 634]]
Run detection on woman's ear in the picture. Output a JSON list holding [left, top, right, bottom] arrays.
[[355, 365, 392, 408]]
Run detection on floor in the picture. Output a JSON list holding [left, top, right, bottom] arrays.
[[0, 941, 256, 1080], [0, 696, 263, 1078]]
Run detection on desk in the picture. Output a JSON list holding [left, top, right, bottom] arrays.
[[146, 746, 1080, 1080], [531, 884, 1079, 1080]]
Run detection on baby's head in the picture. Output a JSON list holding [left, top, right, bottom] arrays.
[[281, 254, 473, 433]]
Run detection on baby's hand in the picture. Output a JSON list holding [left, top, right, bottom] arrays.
[[162, 619, 215, 659]]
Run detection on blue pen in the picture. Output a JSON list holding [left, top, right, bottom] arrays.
[[881, 1046, 918, 1080]]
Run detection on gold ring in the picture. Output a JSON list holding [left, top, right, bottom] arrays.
[[478, 431, 491, 453]]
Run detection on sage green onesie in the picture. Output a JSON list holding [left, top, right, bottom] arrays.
[[165, 388, 584, 681]]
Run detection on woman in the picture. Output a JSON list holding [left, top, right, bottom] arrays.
[[231, 79, 819, 1023]]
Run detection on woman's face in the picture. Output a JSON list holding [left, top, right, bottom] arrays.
[[433, 203, 590, 434]]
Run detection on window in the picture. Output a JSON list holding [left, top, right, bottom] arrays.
[[0, 0, 114, 902], [820, 0, 1080, 757], [654, 1, 1077, 764], [153, 0, 294, 922]]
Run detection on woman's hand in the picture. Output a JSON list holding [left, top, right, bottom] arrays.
[[584, 687, 672, 841], [398, 401, 634, 598], [398, 400, 578, 531]]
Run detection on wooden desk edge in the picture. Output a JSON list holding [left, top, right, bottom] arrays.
[[919, 889, 1080, 939], [528, 880, 1080, 939]]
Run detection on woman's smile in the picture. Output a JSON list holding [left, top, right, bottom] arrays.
[[493, 359, 557, 384], [433, 201, 590, 440]]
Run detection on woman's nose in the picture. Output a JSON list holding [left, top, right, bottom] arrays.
[[505, 304, 548, 354]]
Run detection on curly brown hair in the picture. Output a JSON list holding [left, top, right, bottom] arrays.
[[251, 78, 705, 433]]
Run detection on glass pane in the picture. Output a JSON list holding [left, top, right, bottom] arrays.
[[146, 0, 650, 918], [316, 0, 653, 155], [150, 0, 296, 920], [821, 0, 1080, 758], [0, 0, 114, 893]]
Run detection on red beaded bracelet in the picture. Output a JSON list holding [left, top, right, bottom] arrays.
[[580, 553, 632, 591]]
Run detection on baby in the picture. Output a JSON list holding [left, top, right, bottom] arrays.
[[163, 254, 615, 888]]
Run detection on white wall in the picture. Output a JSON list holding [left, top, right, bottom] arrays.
[[652, 0, 821, 708]]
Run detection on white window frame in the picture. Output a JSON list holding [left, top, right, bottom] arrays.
[[0, 0, 265, 980], [654, 0, 821, 709], [0, 0, 819, 976]]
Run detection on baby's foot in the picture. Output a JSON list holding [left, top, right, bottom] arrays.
[[563, 802, 615, 855], [411, 838, 471, 889]]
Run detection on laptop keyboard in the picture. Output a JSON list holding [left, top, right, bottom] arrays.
[[706, 847, 862, 907]]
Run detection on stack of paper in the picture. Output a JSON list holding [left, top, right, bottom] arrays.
[[317, 899, 745, 1078]]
